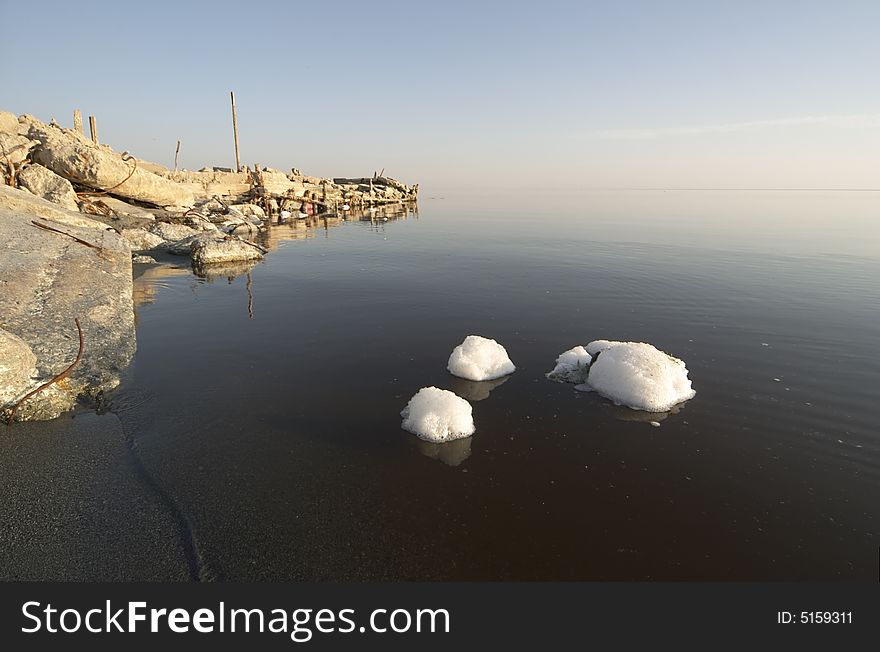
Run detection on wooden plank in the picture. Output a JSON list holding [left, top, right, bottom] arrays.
[[230, 91, 241, 173], [88, 115, 98, 144]]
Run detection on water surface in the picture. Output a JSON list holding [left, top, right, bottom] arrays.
[[6, 190, 880, 580]]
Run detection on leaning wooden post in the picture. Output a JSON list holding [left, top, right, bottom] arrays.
[[88, 115, 98, 144], [174, 140, 181, 172], [73, 109, 83, 135], [230, 91, 241, 173]]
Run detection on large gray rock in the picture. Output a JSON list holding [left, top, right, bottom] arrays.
[[0, 328, 37, 407], [26, 120, 195, 208], [192, 236, 264, 266], [17, 164, 79, 211], [0, 208, 136, 421], [121, 228, 166, 251], [168, 232, 264, 265]]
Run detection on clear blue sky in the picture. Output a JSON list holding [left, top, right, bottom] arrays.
[[3, 0, 878, 189]]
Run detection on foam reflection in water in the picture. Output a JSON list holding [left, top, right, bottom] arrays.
[[447, 375, 509, 402], [416, 437, 472, 467]]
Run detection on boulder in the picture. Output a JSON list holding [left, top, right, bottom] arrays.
[[148, 221, 198, 243], [197, 198, 226, 213], [164, 233, 210, 256], [167, 232, 264, 265], [121, 228, 166, 251], [0, 185, 107, 231], [0, 208, 136, 421], [0, 132, 35, 168], [182, 214, 219, 232], [206, 211, 236, 224], [261, 170, 298, 195], [228, 203, 265, 219], [0, 111, 19, 134], [97, 196, 157, 222], [168, 232, 263, 266], [228, 223, 261, 237], [16, 164, 79, 211], [132, 255, 157, 264], [0, 328, 37, 407], [157, 169, 251, 201], [26, 121, 195, 208], [192, 236, 264, 266], [132, 157, 168, 175]]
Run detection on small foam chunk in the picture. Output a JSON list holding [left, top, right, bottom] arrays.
[[546, 345, 592, 383], [583, 340, 695, 412], [447, 335, 516, 381], [401, 386, 475, 442]]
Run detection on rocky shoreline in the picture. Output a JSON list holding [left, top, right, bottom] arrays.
[[0, 109, 418, 421]]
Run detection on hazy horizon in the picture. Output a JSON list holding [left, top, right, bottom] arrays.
[[3, 0, 879, 189]]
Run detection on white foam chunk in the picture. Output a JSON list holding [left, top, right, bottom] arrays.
[[401, 386, 475, 443], [586, 340, 615, 356], [584, 340, 695, 412], [447, 335, 516, 381], [546, 345, 593, 383]]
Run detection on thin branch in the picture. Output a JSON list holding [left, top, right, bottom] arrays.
[[31, 220, 103, 252]]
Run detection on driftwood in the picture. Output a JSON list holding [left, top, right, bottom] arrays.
[[88, 115, 98, 144], [230, 91, 241, 173]]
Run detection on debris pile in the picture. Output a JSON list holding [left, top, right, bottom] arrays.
[[1, 109, 418, 271]]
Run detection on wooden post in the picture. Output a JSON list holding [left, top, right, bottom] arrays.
[[88, 116, 98, 144], [174, 140, 181, 172], [230, 91, 241, 173], [73, 110, 83, 135]]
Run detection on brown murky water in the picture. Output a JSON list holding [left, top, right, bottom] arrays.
[[5, 190, 879, 580]]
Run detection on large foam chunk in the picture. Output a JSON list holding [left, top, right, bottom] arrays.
[[546, 345, 593, 383], [586, 340, 615, 356], [578, 340, 695, 412], [447, 335, 515, 381], [401, 386, 475, 442]]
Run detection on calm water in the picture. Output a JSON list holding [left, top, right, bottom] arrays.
[[10, 190, 880, 580]]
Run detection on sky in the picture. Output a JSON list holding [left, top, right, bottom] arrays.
[[2, 0, 879, 189]]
